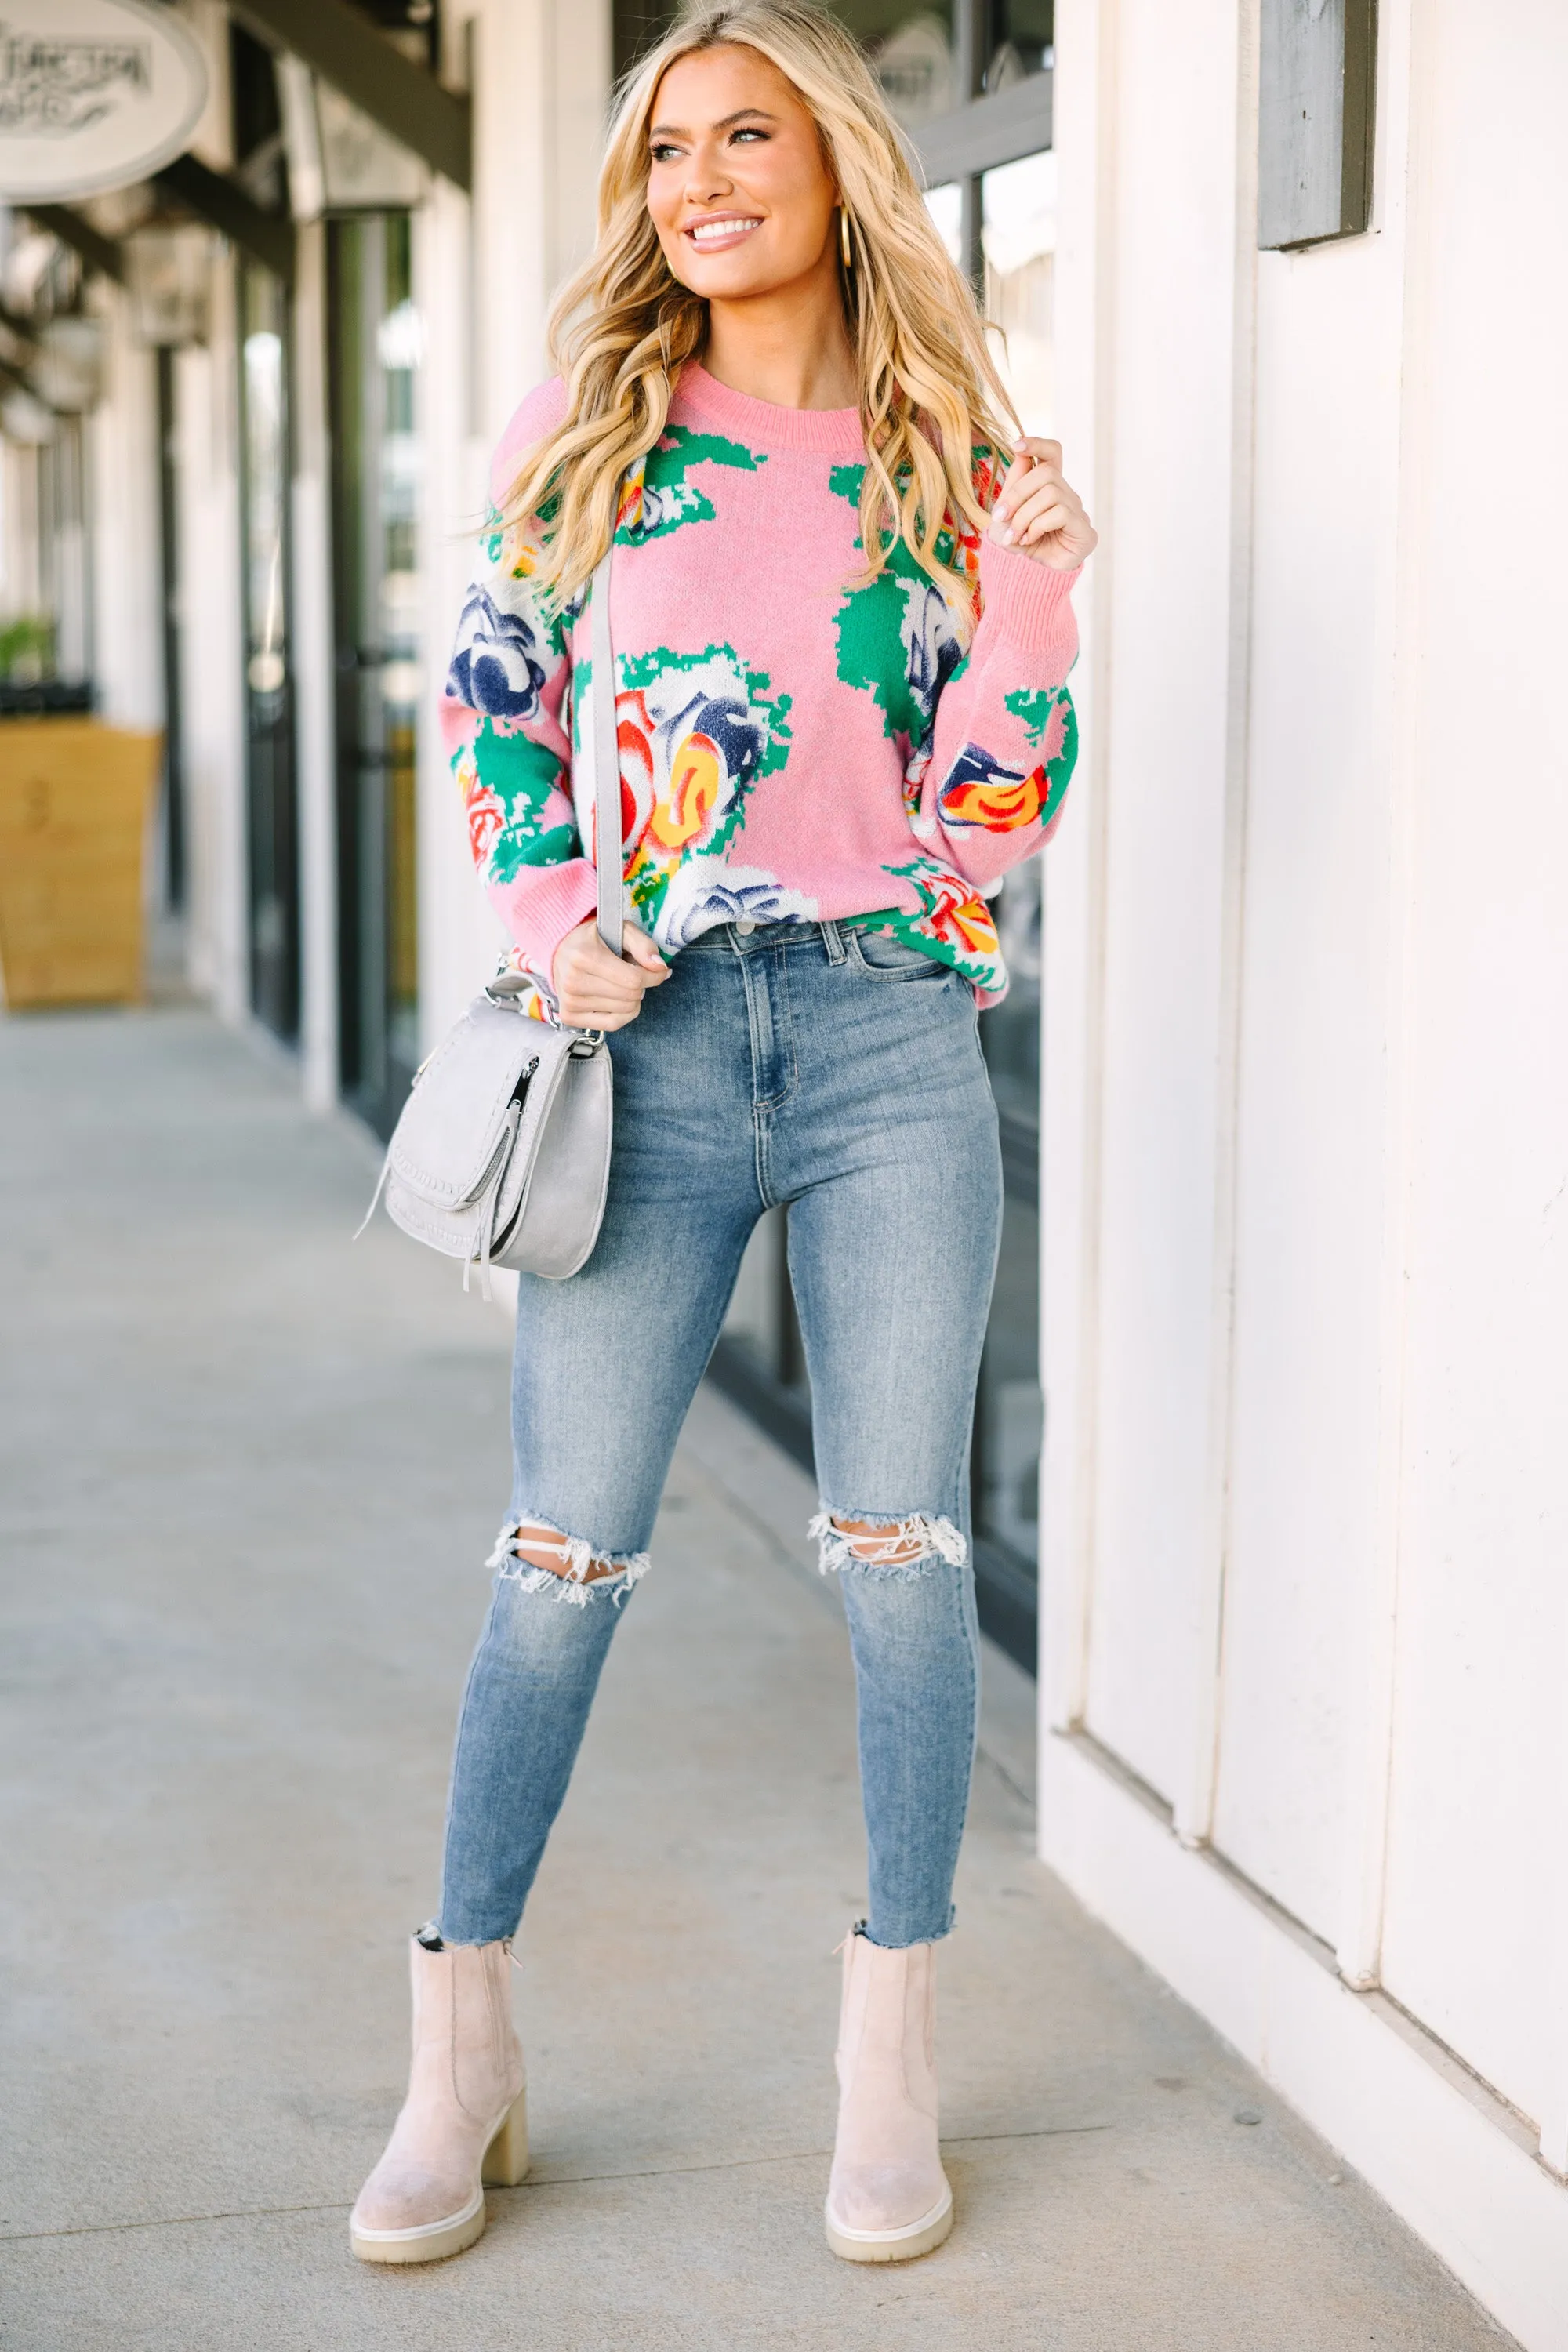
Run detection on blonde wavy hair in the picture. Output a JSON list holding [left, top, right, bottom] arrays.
[[501, 0, 1019, 624]]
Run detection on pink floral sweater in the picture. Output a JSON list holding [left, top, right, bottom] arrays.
[[441, 365, 1080, 1015]]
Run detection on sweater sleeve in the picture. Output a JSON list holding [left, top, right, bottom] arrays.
[[913, 534, 1081, 891], [438, 379, 597, 1002]]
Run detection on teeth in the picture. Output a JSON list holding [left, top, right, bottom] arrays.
[[690, 219, 760, 244]]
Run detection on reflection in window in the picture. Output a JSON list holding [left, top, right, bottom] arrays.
[[983, 149, 1056, 435], [869, 6, 956, 126], [851, 0, 1052, 127], [981, 0, 1053, 89]]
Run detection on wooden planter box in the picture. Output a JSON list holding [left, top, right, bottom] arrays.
[[0, 720, 162, 1009]]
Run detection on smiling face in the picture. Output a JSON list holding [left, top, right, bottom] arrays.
[[646, 43, 841, 306]]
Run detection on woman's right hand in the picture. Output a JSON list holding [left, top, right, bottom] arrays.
[[551, 916, 670, 1030]]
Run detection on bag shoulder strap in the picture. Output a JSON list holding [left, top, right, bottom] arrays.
[[587, 536, 622, 956]]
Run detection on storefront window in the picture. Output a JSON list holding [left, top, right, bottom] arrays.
[[974, 861, 1042, 1620], [328, 212, 422, 1138]]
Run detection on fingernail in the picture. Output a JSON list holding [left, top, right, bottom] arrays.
[[998, 525, 1014, 546]]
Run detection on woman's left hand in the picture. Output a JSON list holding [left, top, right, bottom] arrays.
[[990, 438, 1098, 570]]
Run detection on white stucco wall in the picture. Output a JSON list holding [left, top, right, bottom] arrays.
[[1043, 1, 1568, 2339], [1370, 0, 1568, 2155], [86, 287, 163, 737]]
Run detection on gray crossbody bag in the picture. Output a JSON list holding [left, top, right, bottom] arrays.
[[358, 538, 622, 1292]]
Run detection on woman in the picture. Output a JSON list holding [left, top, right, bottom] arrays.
[[350, 0, 1094, 2270]]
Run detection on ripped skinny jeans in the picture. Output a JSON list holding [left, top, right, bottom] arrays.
[[437, 916, 1004, 1951]]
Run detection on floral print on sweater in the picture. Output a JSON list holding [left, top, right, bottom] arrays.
[[440, 364, 1080, 1014]]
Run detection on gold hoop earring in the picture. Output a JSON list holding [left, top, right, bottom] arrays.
[[840, 205, 853, 270]]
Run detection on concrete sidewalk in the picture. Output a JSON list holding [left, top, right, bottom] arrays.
[[0, 1007, 1511, 2352]]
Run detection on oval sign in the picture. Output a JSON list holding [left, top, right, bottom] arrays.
[[0, 0, 209, 202]]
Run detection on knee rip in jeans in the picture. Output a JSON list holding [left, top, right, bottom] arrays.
[[808, 1509, 967, 1583], [486, 1520, 651, 1608]]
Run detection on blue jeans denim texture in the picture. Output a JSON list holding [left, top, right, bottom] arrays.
[[437, 916, 1004, 1951]]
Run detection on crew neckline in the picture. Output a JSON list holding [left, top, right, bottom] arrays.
[[674, 361, 866, 456]]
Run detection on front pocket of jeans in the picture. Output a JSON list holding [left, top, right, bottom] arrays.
[[850, 929, 949, 981]]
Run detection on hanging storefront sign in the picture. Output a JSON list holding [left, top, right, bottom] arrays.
[[0, 0, 209, 203]]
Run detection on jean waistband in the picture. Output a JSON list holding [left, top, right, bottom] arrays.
[[682, 916, 851, 962]]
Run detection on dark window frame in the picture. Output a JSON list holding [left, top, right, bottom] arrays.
[[327, 209, 423, 1140]]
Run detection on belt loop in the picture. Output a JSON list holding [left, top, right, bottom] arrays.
[[821, 916, 847, 966]]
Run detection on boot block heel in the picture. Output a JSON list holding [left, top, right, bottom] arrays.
[[481, 2088, 529, 2187]]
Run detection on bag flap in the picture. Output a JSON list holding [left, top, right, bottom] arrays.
[[494, 1040, 612, 1276], [389, 995, 569, 1209], [489, 1033, 575, 1236]]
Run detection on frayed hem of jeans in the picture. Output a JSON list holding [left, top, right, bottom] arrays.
[[808, 1509, 967, 1582], [838, 1912, 956, 1951], [419, 1918, 525, 1960], [487, 1520, 651, 1607]]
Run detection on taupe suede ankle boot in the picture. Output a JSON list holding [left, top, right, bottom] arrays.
[[350, 1933, 528, 2264], [824, 1926, 953, 2262]]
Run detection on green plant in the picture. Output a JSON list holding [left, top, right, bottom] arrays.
[[0, 613, 56, 682]]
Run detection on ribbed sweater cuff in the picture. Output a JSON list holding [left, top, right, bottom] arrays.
[[488, 858, 600, 988], [977, 538, 1083, 650]]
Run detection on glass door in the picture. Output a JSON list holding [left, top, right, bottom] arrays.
[[238, 258, 299, 1044], [328, 212, 422, 1138]]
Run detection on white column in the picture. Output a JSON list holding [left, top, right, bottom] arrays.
[[85, 284, 162, 732], [290, 217, 339, 1112], [1172, 0, 1261, 1848], [416, 0, 612, 1058], [471, 0, 554, 444], [1329, 0, 1425, 1998], [414, 177, 503, 1054], [1041, 0, 1265, 1849], [470, 0, 611, 442], [176, 250, 247, 1025]]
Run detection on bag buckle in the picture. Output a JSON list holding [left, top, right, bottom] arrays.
[[484, 973, 536, 1010]]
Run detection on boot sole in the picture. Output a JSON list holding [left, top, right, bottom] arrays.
[[351, 2186, 486, 2265], [350, 2092, 528, 2266], [825, 2186, 954, 2263]]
